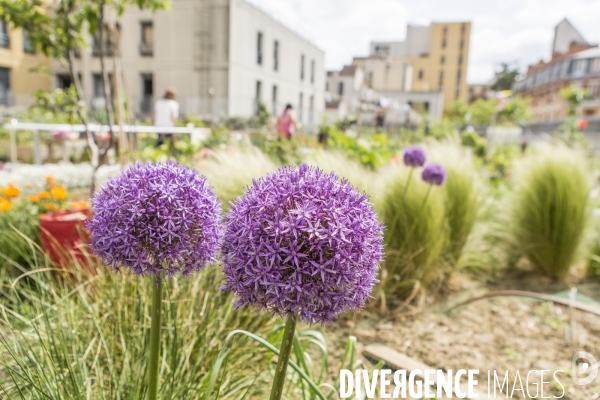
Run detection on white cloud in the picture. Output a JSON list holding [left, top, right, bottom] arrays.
[[245, 0, 600, 84]]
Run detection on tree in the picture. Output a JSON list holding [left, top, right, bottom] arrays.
[[491, 63, 520, 91], [0, 0, 169, 192]]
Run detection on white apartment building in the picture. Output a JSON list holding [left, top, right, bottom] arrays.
[[51, 0, 325, 128]]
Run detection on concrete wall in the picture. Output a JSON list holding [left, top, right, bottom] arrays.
[[228, 0, 324, 127]]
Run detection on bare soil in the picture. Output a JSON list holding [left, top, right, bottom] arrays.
[[325, 271, 600, 399]]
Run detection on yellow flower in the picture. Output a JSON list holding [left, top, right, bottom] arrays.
[[45, 176, 57, 183], [38, 191, 51, 199], [0, 199, 12, 211], [25, 183, 34, 189], [3, 184, 20, 199], [27, 195, 40, 203], [44, 204, 58, 211], [51, 186, 68, 200]]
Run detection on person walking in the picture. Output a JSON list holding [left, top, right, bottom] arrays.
[[154, 87, 179, 148], [276, 104, 296, 140]]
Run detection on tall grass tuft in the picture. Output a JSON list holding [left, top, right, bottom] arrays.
[[428, 144, 481, 263], [380, 167, 447, 294], [0, 232, 277, 399], [306, 150, 384, 210], [511, 146, 590, 279], [199, 147, 278, 210]]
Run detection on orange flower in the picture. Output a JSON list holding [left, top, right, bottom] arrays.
[[27, 195, 40, 203], [51, 186, 68, 200], [69, 200, 90, 210], [0, 199, 12, 211], [38, 191, 51, 199], [3, 184, 20, 198], [44, 204, 58, 211], [25, 183, 34, 188], [45, 176, 57, 183]]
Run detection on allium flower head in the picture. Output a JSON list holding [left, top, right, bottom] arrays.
[[221, 164, 384, 325], [403, 146, 426, 167], [89, 161, 223, 277], [421, 163, 447, 186]]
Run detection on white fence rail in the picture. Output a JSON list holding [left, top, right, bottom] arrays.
[[2, 121, 211, 164]]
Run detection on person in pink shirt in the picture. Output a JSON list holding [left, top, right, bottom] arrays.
[[277, 104, 296, 140]]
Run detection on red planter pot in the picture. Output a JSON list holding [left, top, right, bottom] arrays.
[[39, 209, 93, 269]]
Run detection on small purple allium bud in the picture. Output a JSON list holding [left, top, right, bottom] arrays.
[[221, 164, 384, 325], [421, 164, 447, 186], [403, 146, 427, 167], [88, 161, 223, 277]]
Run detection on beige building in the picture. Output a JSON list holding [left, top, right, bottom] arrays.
[[513, 19, 600, 122], [0, 21, 52, 107], [368, 22, 471, 110]]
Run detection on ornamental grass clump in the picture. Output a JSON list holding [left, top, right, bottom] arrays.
[[511, 146, 590, 279], [89, 161, 223, 400], [221, 163, 384, 399], [381, 147, 447, 296]]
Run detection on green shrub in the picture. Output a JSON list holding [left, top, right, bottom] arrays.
[[380, 167, 447, 293], [511, 146, 590, 279], [326, 128, 392, 170], [0, 201, 40, 268]]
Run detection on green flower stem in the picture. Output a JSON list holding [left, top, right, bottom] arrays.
[[147, 278, 163, 400], [401, 168, 414, 200], [269, 314, 297, 400]]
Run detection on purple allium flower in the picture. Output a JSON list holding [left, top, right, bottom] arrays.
[[403, 146, 427, 167], [88, 161, 223, 277], [221, 164, 384, 325], [421, 164, 447, 186]]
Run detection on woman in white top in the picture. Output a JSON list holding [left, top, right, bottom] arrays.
[[154, 87, 179, 148]]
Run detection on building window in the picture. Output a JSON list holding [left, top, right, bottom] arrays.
[[310, 59, 315, 84], [457, 70, 462, 80], [300, 54, 305, 81], [273, 40, 279, 70], [255, 80, 262, 114], [367, 71, 373, 88], [325, 81, 329, 91], [442, 40, 447, 49], [0, 20, 9, 49], [56, 74, 73, 89], [298, 92, 303, 123], [92, 26, 115, 57], [140, 22, 153, 56], [0, 67, 10, 106], [93, 74, 105, 98], [272, 85, 278, 115], [461, 23, 466, 34], [141, 73, 153, 113], [23, 30, 34, 54], [458, 55, 463, 65], [257, 32, 263, 65], [438, 71, 444, 89], [440, 56, 445, 65], [338, 82, 344, 96], [418, 70, 424, 80], [309, 95, 314, 126], [443, 26, 448, 35], [460, 40, 464, 50]]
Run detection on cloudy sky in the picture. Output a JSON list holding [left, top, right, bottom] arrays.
[[246, 0, 600, 84]]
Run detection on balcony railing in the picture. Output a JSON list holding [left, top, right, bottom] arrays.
[[139, 42, 153, 57], [140, 96, 154, 114]]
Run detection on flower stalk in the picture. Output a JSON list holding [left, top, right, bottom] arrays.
[[147, 278, 163, 400], [269, 314, 297, 400]]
